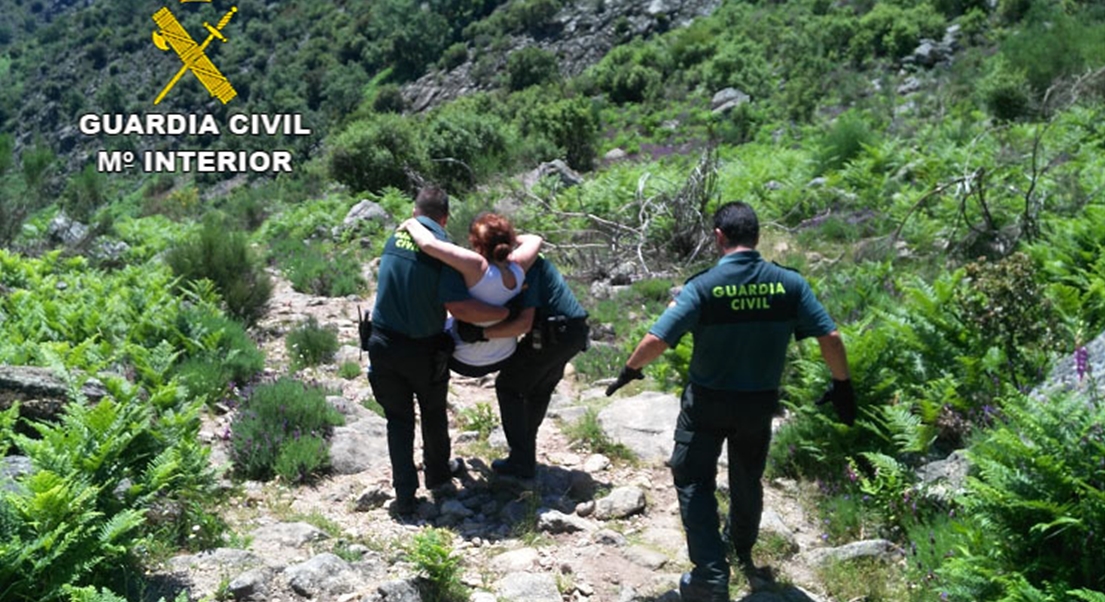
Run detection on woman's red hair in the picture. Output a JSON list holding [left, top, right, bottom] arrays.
[[468, 213, 517, 263]]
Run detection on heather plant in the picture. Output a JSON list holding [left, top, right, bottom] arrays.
[[285, 316, 340, 369], [229, 377, 343, 483]]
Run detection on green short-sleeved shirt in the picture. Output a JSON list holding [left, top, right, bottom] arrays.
[[519, 256, 587, 319], [371, 216, 471, 338], [649, 250, 835, 391]]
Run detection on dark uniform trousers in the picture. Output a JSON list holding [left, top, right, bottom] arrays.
[[671, 384, 779, 591], [367, 327, 453, 499], [495, 317, 590, 471]]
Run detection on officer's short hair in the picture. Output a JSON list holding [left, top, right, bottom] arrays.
[[714, 201, 759, 248], [415, 186, 449, 222]]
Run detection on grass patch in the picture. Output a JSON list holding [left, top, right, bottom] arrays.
[[816, 557, 909, 602], [562, 407, 636, 463], [338, 360, 362, 380]]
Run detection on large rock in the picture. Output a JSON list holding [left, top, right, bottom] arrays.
[[594, 486, 647, 520], [801, 539, 902, 567], [340, 200, 391, 233], [329, 413, 390, 474], [915, 449, 970, 503], [521, 159, 584, 190], [496, 572, 562, 602], [1035, 331, 1105, 400], [598, 391, 680, 463], [401, 0, 724, 113], [711, 87, 751, 114], [47, 212, 88, 247], [284, 553, 362, 598], [249, 521, 329, 549], [0, 365, 109, 422]]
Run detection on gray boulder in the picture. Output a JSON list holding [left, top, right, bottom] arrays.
[[598, 391, 680, 463], [0, 365, 109, 422], [497, 572, 562, 602]]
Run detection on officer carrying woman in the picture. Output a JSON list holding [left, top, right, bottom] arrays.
[[367, 187, 518, 515]]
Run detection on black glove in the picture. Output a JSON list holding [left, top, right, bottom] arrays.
[[817, 378, 857, 426], [455, 320, 487, 343], [605, 365, 644, 397]]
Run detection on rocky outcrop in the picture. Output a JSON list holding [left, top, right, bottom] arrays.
[[0, 365, 108, 422], [402, 0, 724, 113]]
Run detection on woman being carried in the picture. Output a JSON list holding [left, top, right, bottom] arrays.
[[399, 212, 541, 377]]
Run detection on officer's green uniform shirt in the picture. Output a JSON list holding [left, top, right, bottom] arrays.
[[519, 257, 587, 319], [649, 250, 835, 391], [372, 216, 470, 339]]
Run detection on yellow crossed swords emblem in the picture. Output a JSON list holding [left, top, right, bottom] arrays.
[[151, 5, 238, 105]]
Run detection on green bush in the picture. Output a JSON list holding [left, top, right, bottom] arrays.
[[286, 316, 340, 369], [931, 390, 1105, 598], [61, 164, 107, 223], [425, 95, 514, 190], [518, 96, 600, 171], [850, 3, 946, 62], [700, 38, 772, 99], [457, 401, 499, 440], [999, 4, 1105, 94], [372, 83, 407, 114], [978, 57, 1033, 121], [273, 435, 331, 484], [228, 377, 343, 483], [165, 215, 273, 327], [440, 42, 468, 71], [328, 113, 428, 194], [816, 110, 879, 174], [506, 46, 561, 91], [278, 240, 366, 297], [588, 42, 670, 104], [173, 308, 265, 405]]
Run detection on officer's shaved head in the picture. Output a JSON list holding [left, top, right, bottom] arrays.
[[414, 186, 450, 223], [714, 201, 759, 249]]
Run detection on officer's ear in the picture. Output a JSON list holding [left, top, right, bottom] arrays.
[[714, 227, 729, 250]]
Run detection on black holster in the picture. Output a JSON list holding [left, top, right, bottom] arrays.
[[432, 331, 455, 381]]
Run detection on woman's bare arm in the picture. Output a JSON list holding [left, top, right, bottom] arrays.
[[399, 218, 487, 286], [509, 234, 543, 272]]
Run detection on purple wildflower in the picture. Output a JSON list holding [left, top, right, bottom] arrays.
[[1076, 346, 1090, 381]]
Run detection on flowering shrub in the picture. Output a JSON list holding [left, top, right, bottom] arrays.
[[229, 377, 344, 484]]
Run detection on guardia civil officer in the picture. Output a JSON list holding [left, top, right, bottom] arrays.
[[368, 186, 509, 515], [605, 201, 855, 600], [455, 255, 590, 479]]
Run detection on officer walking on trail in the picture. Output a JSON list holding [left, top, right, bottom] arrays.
[[605, 201, 855, 600], [455, 255, 590, 479], [367, 186, 509, 515]]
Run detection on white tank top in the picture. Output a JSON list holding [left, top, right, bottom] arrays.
[[448, 262, 525, 367]]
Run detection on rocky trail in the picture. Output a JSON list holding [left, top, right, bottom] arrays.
[[158, 273, 905, 602]]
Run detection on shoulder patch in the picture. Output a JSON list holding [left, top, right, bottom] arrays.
[[771, 261, 801, 274]]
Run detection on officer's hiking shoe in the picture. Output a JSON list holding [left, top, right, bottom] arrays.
[[390, 495, 420, 517], [426, 458, 466, 493], [678, 573, 729, 602], [491, 457, 535, 479]]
